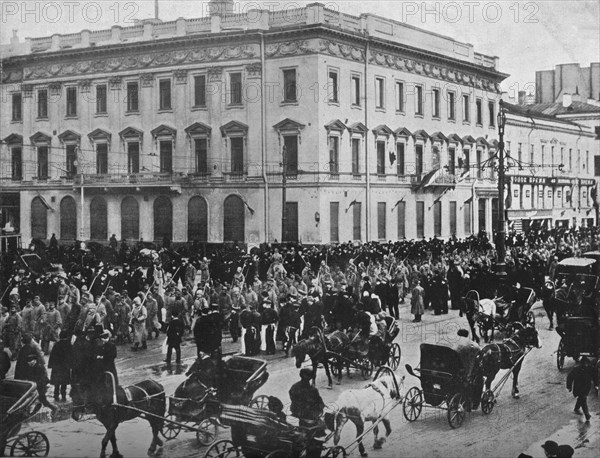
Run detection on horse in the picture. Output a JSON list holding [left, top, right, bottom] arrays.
[[291, 329, 350, 388], [473, 323, 540, 399], [323, 375, 399, 457], [70, 338, 166, 458], [460, 292, 482, 344]]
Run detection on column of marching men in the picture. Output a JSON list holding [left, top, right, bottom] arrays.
[[0, 225, 599, 413]]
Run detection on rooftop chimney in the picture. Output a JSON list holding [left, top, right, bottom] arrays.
[[518, 90, 526, 105], [562, 93, 572, 108]]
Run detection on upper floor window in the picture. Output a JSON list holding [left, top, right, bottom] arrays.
[[476, 98, 482, 125], [352, 75, 361, 106], [12, 93, 22, 121], [159, 140, 173, 173], [96, 85, 107, 114], [432, 88, 440, 118], [375, 77, 385, 109], [229, 72, 242, 105], [328, 135, 339, 173], [194, 138, 208, 175], [230, 137, 244, 175], [96, 143, 108, 175], [37, 89, 48, 118], [328, 69, 339, 103], [194, 75, 206, 107], [66, 87, 77, 117], [395, 81, 404, 112], [11, 147, 22, 180], [415, 85, 423, 116], [488, 101, 495, 127], [351, 137, 360, 174], [448, 91, 456, 120], [127, 82, 139, 112], [462, 94, 470, 122], [159, 79, 172, 110], [283, 69, 297, 102], [376, 141, 386, 175]]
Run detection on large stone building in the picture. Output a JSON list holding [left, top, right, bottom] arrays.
[[504, 96, 599, 232], [0, 1, 521, 246]]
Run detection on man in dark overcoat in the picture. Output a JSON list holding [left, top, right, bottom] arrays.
[[566, 356, 598, 422]]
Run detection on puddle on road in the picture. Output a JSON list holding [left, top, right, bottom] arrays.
[[522, 417, 599, 458]]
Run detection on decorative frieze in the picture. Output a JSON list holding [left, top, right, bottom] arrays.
[[15, 34, 502, 92], [265, 40, 313, 58], [22, 45, 258, 80]]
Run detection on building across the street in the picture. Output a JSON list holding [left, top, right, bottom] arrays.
[[504, 94, 599, 232], [0, 1, 596, 247]]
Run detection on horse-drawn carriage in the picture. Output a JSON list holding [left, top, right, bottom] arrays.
[[556, 317, 599, 370], [161, 356, 269, 445], [203, 404, 345, 458], [462, 287, 536, 342], [292, 320, 401, 387], [403, 325, 539, 428], [403, 342, 482, 429], [0, 380, 50, 457]]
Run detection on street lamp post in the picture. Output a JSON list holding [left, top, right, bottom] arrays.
[[495, 100, 507, 278], [281, 145, 287, 244]]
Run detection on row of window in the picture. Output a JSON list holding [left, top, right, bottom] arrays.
[[511, 185, 593, 209], [10, 72, 244, 122], [508, 141, 592, 174], [30, 194, 246, 243], [329, 199, 490, 241], [10, 68, 496, 124]]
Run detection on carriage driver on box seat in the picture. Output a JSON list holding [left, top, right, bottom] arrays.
[[289, 368, 326, 428]]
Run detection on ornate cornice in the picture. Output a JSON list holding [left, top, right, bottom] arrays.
[[10, 27, 503, 92], [21, 44, 258, 81]]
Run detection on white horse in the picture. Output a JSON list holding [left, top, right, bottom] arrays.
[[323, 375, 398, 457]]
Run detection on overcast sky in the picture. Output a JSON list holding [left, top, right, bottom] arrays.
[[1, 0, 598, 95]]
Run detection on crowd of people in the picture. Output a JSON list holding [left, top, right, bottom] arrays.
[[0, 226, 599, 413]]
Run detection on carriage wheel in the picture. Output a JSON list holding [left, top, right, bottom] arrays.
[[196, 419, 219, 446], [481, 390, 496, 415], [324, 445, 347, 457], [447, 393, 466, 429], [204, 439, 240, 458], [402, 387, 423, 422], [525, 311, 536, 327], [10, 431, 49, 457], [160, 414, 182, 440], [361, 359, 374, 380], [248, 395, 270, 410], [557, 339, 566, 371], [387, 343, 402, 371]]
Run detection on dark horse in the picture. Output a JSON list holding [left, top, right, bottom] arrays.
[[473, 323, 540, 399], [460, 292, 482, 344], [70, 337, 166, 458], [291, 329, 350, 388]]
